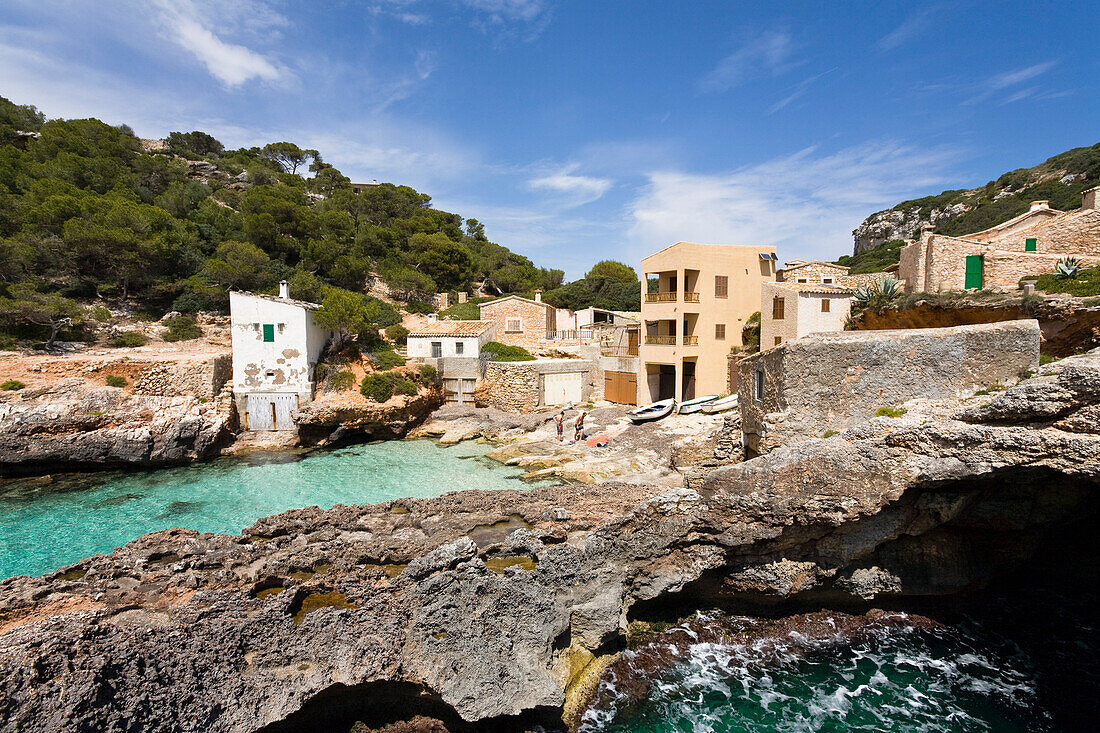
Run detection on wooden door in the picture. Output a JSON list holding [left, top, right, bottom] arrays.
[[542, 372, 584, 405], [245, 393, 298, 431], [604, 371, 637, 405]]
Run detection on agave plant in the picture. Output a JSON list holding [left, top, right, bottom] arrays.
[[853, 283, 874, 307], [1056, 257, 1080, 279], [878, 276, 902, 298], [852, 276, 901, 309]]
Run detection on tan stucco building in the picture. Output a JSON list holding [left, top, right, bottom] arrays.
[[639, 241, 778, 403], [899, 189, 1100, 293]]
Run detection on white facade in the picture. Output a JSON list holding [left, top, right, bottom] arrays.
[[407, 332, 492, 359], [229, 287, 331, 430], [795, 292, 851, 335]]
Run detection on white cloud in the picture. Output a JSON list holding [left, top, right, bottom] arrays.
[[528, 164, 613, 206], [964, 61, 1057, 105], [767, 68, 835, 115], [699, 30, 797, 93], [627, 143, 959, 263], [152, 0, 287, 87], [461, 0, 548, 22], [876, 9, 933, 51]]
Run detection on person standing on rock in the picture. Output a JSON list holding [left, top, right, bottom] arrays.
[[555, 412, 565, 442], [574, 411, 587, 443]]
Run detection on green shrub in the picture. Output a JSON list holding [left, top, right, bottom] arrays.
[[389, 373, 419, 396], [875, 406, 907, 418], [417, 364, 438, 383], [385, 324, 410, 345], [105, 374, 127, 387], [823, 430, 839, 438], [1, 379, 25, 390], [439, 298, 490, 320], [110, 331, 148, 348], [327, 370, 356, 391], [360, 373, 393, 402], [90, 306, 113, 322], [1028, 265, 1100, 297], [163, 315, 202, 342], [371, 348, 405, 370], [483, 341, 534, 362], [1039, 354, 1056, 365], [405, 300, 435, 315]]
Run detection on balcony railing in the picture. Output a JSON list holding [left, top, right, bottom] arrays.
[[683, 291, 700, 302], [683, 335, 699, 345], [645, 292, 677, 302], [645, 335, 676, 345], [601, 344, 640, 357], [545, 329, 597, 341]]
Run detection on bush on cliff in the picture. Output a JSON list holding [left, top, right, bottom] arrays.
[[360, 371, 418, 402], [385, 324, 409, 345], [1, 379, 24, 390], [110, 331, 148, 348], [483, 341, 534, 362], [1028, 264, 1100, 297], [371, 348, 405, 370], [162, 315, 202, 342], [105, 374, 127, 387]]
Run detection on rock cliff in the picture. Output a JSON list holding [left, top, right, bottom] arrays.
[[1, 350, 1097, 731], [0, 379, 234, 477]]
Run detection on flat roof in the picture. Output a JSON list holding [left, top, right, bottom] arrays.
[[770, 282, 855, 295], [231, 290, 321, 311], [408, 320, 494, 337]]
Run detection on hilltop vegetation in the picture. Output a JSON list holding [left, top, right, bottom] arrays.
[[0, 95, 579, 345], [846, 142, 1100, 268]]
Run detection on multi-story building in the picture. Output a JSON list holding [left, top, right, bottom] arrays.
[[638, 241, 778, 403]]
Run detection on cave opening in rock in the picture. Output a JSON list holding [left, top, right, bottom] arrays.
[[252, 680, 563, 733]]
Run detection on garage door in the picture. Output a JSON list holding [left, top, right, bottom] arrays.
[[604, 370, 637, 405], [245, 393, 298, 431], [542, 372, 584, 406]]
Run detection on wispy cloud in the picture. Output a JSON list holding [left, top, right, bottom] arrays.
[[876, 8, 933, 51], [461, 0, 549, 23], [528, 164, 613, 207], [151, 0, 288, 87], [699, 30, 797, 93], [767, 68, 836, 114], [627, 142, 959, 263], [964, 60, 1057, 105]]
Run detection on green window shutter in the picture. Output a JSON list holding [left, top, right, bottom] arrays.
[[964, 255, 984, 289], [1025, 238, 1037, 252], [262, 324, 275, 342]]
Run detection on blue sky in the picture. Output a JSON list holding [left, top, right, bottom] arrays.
[[1, 1, 1097, 279]]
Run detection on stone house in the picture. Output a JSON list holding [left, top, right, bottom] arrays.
[[759, 281, 855, 349], [406, 320, 496, 405], [640, 241, 779, 403], [899, 189, 1100, 292], [478, 292, 560, 350], [483, 358, 598, 413], [229, 282, 332, 431], [737, 320, 1040, 455], [777, 260, 850, 284]]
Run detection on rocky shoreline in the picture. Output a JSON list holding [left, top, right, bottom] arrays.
[[0, 349, 1096, 731]]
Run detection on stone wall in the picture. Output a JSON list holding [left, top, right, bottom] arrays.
[[484, 359, 597, 413], [737, 320, 1041, 454], [779, 261, 848, 282], [979, 207, 1100, 256], [133, 355, 232, 400], [479, 299, 555, 350]]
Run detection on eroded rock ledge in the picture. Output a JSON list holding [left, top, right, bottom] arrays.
[[1, 350, 1098, 732]]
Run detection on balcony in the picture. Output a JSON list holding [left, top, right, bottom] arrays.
[[645, 292, 677, 303], [683, 292, 700, 302], [683, 335, 698, 345], [645, 335, 676, 345], [601, 344, 639, 357]]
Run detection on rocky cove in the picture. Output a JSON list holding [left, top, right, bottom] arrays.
[[0, 349, 1097, 731]]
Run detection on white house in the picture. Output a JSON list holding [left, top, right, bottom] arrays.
[[407, 320, 496, 404], [759, 281, 854, 349], [229, 281, 331, 431], [406, 319, 496, 359]]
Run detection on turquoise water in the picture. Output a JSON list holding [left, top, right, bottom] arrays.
[[585, 600, 1098, 733], [0, 440, 546, 579]]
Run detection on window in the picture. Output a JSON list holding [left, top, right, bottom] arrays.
[[822, 277, 834, 284], [715, 323, 725, 340], [431, 342, 442, 358], [821, 298, 831, 313], [455, 341, 464, 355], [775, 336, 782, 346], [1025, 238, 1037, 252], [262, 324, 274, 342], [796, 278, 808, 283], [772, 297, 785, 320], [714, 275, 728, 298], [506, 317, 522, 332], [754, 369, 766, 402]]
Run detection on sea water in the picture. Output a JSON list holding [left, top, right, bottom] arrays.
[[0, 439, 549, 579]]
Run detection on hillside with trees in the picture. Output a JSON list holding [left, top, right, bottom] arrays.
[[0, 95, 579, 346]]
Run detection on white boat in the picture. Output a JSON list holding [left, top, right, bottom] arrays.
[[676, 394, 720, 414], [701, 395, 738, 414], [629, 398, 676, 424]]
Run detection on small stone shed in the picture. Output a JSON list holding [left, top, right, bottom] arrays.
[[484, 358, 598, 413], [737, 320, 1041, 454]]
